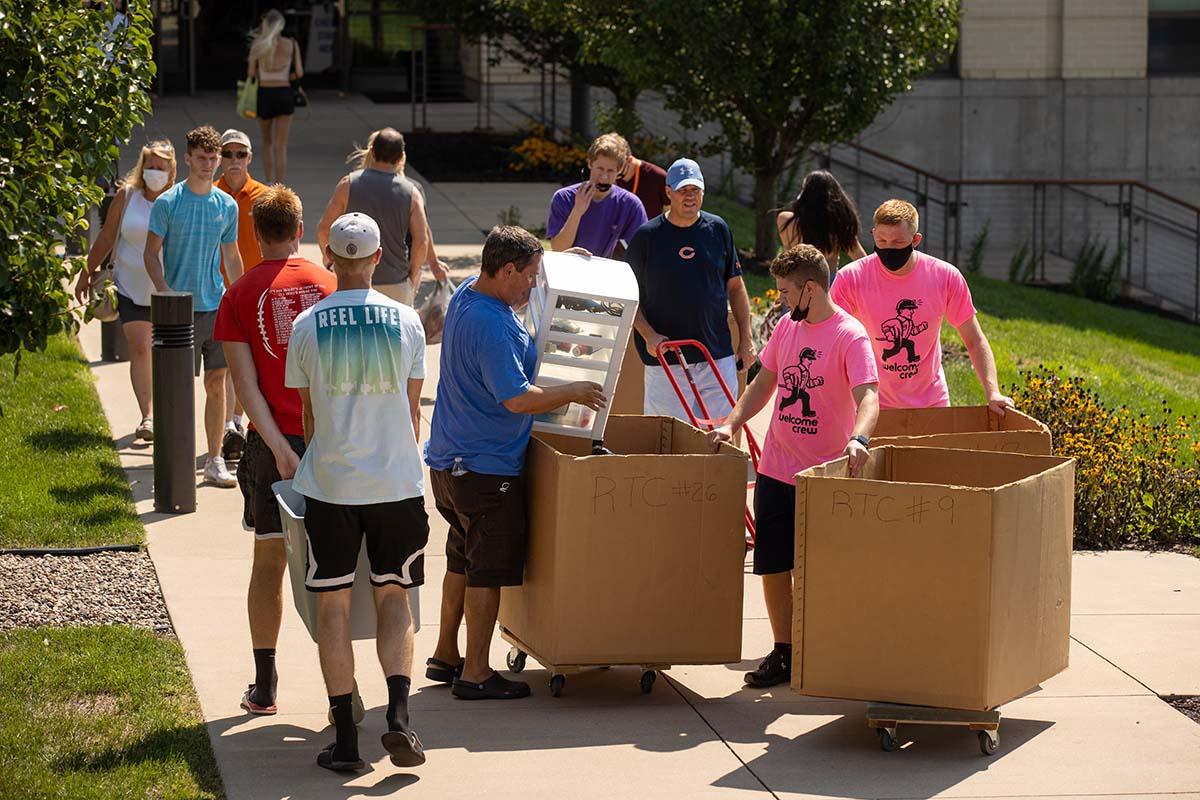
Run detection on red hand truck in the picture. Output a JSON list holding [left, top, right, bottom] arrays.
[[654, 339, 761, 549]]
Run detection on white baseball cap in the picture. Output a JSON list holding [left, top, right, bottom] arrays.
[[219, 129, 252, 150], [328, 212, 381, 259]]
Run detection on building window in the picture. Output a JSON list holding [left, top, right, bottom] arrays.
[[1149, 0, 1200, 74]]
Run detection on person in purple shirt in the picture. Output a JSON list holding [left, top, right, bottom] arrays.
[[547, 132, 647, 259]]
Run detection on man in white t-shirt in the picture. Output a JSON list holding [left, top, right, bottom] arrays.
[[285, 213, 428, 773]]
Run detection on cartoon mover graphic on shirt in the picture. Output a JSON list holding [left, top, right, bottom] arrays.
[[779, 347, 823, 417], [878, 299, 927, 364]]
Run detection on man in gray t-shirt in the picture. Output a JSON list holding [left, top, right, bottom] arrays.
[[317, 127, 429, 306]]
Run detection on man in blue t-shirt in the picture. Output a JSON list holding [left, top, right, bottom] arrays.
[[626, 158, 754, 422], [145, 125, 243, 487], [547, 132, 647, 259], [424, 225, 605, 701]]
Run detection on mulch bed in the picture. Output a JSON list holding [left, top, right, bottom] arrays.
[[1165, 695, 1200, 725]]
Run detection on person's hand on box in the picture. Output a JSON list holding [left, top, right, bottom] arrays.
[[843, 437, 869, 478], [987, 391, 1016, 417], [569, 381, 607, 410], [565, 246, 592, 258], [708, 424, 734, 453]]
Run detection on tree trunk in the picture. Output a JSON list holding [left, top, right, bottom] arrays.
[[753, 164, 783, 260], [612, 86, 641, 138], [569, 73, 591, 139]]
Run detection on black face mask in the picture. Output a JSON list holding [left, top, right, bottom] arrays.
[[789, 283, 812, 322], [876, 243, 914, 271], [594, 182, 612, 192]]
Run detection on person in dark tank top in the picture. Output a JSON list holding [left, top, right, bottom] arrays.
[[317, 128, 429, 306]]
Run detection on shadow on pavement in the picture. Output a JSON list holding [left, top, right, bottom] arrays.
[[667, 679, 1056, 798]]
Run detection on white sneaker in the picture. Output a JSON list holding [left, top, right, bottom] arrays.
[[204, 456, 237, 488]]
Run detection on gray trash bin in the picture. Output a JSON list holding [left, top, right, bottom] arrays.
[[274, 480, 421, 642]]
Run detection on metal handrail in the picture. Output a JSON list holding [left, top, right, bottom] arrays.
[[822, 142, 1200, 322], [845, 142, 1200, 215]]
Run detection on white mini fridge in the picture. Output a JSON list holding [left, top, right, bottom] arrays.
[[524, 251, 640, 442]]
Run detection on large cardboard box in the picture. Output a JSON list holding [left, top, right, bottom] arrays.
[[499, 415, 749, 667], [792, 446, 1074, 711], [872, 406, 1052, 455]]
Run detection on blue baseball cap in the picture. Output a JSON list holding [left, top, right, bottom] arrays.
[[666, 158, 705, 191]]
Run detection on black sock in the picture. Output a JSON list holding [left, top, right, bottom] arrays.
[[329, 693, 359, 759], [386, 674, 411, 732], [774, 642, 792, 659], [252, 649, 277, 704]]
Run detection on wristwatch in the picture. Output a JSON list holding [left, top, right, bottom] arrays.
[[850, 434, 870, 448]]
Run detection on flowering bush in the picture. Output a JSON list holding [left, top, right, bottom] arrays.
[[509, 126, 588, 179], [1011, 366, 1200, 551], [749, 288, 781, 355]]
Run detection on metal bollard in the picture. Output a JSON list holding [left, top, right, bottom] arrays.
[[100, 319, 131, 362], [151, 292, 196, 514]]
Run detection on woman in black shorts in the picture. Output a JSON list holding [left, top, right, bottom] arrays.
[[247, 9, 303, 183], [73, 140, 176, 442]]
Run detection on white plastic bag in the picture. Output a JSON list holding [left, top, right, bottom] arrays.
[[417, 278, 454, 345]]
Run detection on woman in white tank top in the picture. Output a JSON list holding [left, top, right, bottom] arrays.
[[247, 9, 304, 183], [74, 140, 176, 442]]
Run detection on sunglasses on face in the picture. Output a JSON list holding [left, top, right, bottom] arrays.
[[221, 150, 249, 159]]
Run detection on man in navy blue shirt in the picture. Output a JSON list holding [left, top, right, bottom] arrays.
[[626, 158, 754, 421], [424, 225, 605, 700]]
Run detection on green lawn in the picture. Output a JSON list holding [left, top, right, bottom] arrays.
[[0, 626, 223, 800], [0, 335, 141, 549], [743, 271, 1200, 418], [704, 193, 758, 255]]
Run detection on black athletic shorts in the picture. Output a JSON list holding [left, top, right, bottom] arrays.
[[430, 468, 527, 588], [237, 430, 306, 540], [752, 473, 797, 575], [257, 86, 294, 120], [116, 292, 150, 324], [302, 495, 428, 592]]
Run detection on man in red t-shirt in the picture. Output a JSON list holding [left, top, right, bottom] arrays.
[[215, 184, 337, 715], [616, 149, 668, 219]]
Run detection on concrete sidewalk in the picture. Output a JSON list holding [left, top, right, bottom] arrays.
[[79, 303, 1200, 798]]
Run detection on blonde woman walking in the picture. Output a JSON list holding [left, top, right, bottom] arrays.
[[74, 140, 176, 442], [247, 9, 302, 183]]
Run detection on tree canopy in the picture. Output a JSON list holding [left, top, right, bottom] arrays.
[[0, 0, 155, 360]]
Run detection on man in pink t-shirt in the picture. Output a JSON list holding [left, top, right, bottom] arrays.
[[830, 198, 1014, 413], [710, 245, 879, 688]]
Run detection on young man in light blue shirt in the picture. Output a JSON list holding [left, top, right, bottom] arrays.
[[145, 125, 244, 487]]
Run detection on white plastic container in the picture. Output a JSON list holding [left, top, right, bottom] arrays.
[[273, 480, 421, 642], [524, 251, 640, 440]]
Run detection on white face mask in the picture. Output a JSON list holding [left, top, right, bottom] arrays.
[[143, 168, 169, 192]]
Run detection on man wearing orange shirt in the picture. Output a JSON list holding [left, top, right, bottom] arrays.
[[216, 128, 268, 461]]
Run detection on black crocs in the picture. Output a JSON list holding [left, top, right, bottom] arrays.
[[451, 671, 531, 700], [425, 657, 464, 684]]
